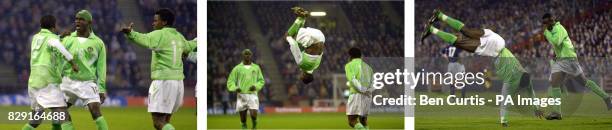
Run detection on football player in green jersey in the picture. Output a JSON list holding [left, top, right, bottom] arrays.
[[121, 8, 196, 130], [285, 7, 325, 84], [23, 14, 78, 130], [227, 49, 265, 129], [421, 9, 544, 127], [541, 13, 612, 120], [60, 10, 109, 130]]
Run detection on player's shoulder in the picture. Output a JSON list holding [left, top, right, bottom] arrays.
[[345, 59, 359, 67], [253, 63, 262, 69], [233, 63, 244, 69], [164, 27, 186, 38], [555, 23, 567, 32]]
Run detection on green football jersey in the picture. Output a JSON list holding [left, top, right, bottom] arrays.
[[345, 58, 374, 94], [126, 27, 196, 80], [29, 29, 74, 88], [226, 62, 265, 94], [543, 22, 577, 58], [299, 52, 322, 74], [62, 32, 107, 93]]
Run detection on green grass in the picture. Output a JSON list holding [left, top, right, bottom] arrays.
[[208, 112, 404, 129], [415, 92, 612, 130], [0, 106, 196, 130]]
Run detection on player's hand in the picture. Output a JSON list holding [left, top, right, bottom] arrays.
[[120, 22, 134, 34], [70, 60, 79, 73], [534, 109, 544, 119], [291, 7, 309, 18], [249, 86, 256, 91], [99, 93, 107, 104], [236, 88, 242, 93], [60, 29, 72, 39]]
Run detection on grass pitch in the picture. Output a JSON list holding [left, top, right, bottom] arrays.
[[415, 92, 612, 130], [208, 112, 404, 129], [0, 106, 196, 130]]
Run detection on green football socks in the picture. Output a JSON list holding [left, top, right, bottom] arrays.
[[430, 26, 457, 44], [437, 12, 465, 31]]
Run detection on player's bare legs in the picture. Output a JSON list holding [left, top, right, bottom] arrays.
[[239, 110, 248, 129], [166, 114, 172, 124], [87, 103, 102, 120], [459, 27, 484, 39], [50, 107, 72, 129], [65, 99, 108, 129], [547, 70, 612, 120], [152, 113, 172, 130], [347, 115, 359, 128], [546, 72, 565, 120], [359, 116, 368, 128], [86, 102, 108, 130], [25, 110, 44, 128], [249, 109, 258, 129], [572, 73, 612, 110], [25, 107, 73, 130], [519, 73, 545, 119]]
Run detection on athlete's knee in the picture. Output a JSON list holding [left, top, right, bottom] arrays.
[[347, 116, 358, 127], [577, 74, 589, 85], [88, 103, 103, 119], [151, 113, 167, 130]]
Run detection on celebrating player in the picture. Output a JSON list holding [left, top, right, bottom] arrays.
[[22, 15, 78, 130], [59, 10, 109, 130], [226, 49, 266, 129], [120, 8, 196, 130], [541, 13, 612, 120], [285, 7, 325, 84], [344, 47, 374, 130], [420, 9, 544, 127]]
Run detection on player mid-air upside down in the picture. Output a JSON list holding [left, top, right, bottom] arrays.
[[285, 7, 325, 84], [420, 9, 544, 127]]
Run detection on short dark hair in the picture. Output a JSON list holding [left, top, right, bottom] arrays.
[[542, 13, 552, 20], [155, 8, 175, 26], [301, 73, 314, 84], [348, 47, 362, 59], [40, 15, 56, 29]]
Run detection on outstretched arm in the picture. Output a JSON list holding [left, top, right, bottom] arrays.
[[121, 22, 162, 49]]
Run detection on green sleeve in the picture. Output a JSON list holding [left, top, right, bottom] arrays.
[[345, 63, 357, 89], [184, 39, 197, 54], [287, 17, 305, 37], [546, 23, 568, 46], [254, 65, 265, 91], [226, 66, 238, 92], [97, 40, 107, 93], [126, 30, 162, 49]]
